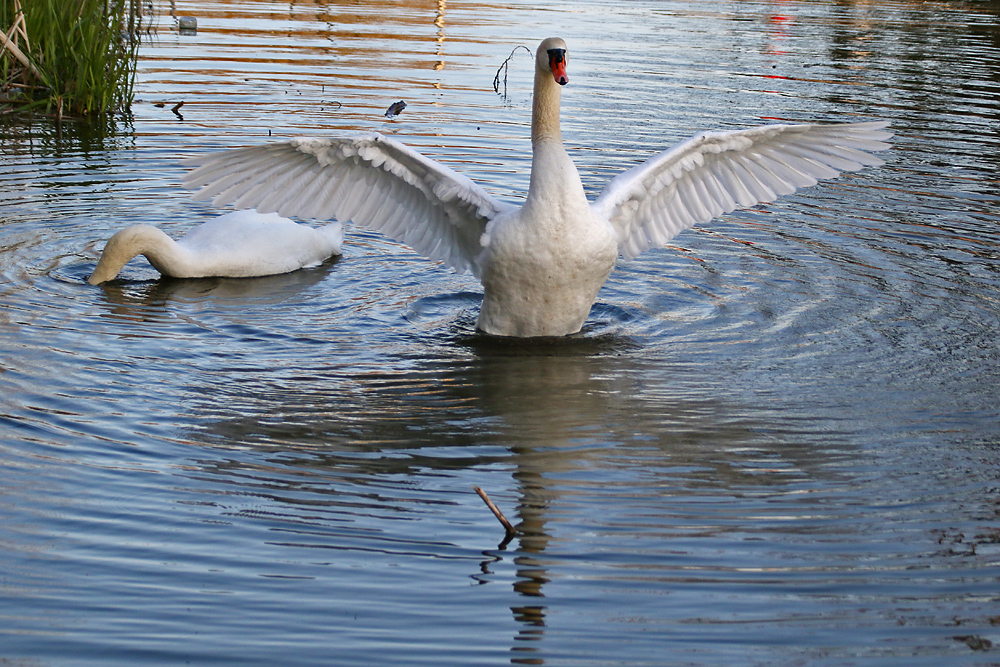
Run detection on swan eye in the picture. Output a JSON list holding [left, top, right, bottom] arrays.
[[547, 48, 566, 66]]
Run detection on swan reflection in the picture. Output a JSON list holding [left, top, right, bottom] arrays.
[[182, 335, 841, 659], [90, 257, 339, 324]]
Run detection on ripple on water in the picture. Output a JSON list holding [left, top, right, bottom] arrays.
[[2, 1, 1000, 665]]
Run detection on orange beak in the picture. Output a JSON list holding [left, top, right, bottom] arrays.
[[548, 49, 569, 86]]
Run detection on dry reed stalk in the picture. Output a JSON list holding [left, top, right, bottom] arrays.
[[1, 0, 42, 82], [474, 486, 517, 538]]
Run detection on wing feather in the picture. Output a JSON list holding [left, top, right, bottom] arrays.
[[292, 166, 342, 219], [757, 148, 817, 189], [309, 163, 356, 220], [733, 154, 779, 201], [182, 134, 514, 276], [758, 151, 799, 194], [712, 160, 755, 208], [593, 121, 892, 261], [704, 169, 736, 215]]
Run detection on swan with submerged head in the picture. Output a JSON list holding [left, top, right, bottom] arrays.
[[182, 37, 891, 337], [88, 210, 343, 284]]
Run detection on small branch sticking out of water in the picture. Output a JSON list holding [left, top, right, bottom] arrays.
[[492, 45, 531, 100], [474, 486, 517, 540]]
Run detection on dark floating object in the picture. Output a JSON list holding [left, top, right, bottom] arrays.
[[178, 16, 197, 35], [384, 100, 406, 118], [153, 101, 185, 119], [954, 635, 993, 652]]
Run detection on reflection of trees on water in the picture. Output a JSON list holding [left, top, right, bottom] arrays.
[[0, 114, 133, 157], [165, 0, 463, 72], [782, 2, 999, 167], [434, 0, 447, 72]]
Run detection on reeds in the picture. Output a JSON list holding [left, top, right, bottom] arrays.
[[1, 0, 147, 118]]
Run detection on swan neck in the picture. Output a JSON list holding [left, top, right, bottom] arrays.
[[531, 67, 562, 145], [89, 225, 182, 284]]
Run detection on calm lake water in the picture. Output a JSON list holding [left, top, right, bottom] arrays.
[[3, 0, 1000, 665]]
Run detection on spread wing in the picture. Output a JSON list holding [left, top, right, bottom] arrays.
[[591, 121, 893, 261], [182, 133, 515, 275]]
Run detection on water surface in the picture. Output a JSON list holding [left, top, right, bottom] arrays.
[[2, 1, 1000, 665]]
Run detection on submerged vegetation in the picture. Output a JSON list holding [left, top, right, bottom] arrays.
[[1, 0, 147, 118]]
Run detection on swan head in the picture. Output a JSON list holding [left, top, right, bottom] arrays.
[[88, 224, 170, 285], [537, 37, 569, 86]]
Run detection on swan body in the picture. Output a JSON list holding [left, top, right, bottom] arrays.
[[88, 210, 342, 284], [182, 37, 891, 337]]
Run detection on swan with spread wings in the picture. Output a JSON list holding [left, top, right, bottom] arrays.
[[183, 37, 891, 337]]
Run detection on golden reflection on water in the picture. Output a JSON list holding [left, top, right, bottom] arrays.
[[156, 0, 484, 70]]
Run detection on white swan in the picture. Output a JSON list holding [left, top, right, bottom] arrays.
[[182, 37, 891, 337], [88, 210, 342, 285]]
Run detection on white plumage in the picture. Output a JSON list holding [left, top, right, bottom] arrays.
[[88, 210, 343, 284], [182, 37, 891, 337]]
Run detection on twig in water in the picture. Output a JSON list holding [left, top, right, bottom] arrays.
[[474, 486, 517, 539], [492, 45, 531, 99]]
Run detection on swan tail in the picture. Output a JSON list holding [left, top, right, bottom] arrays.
[[317, 222, 345, 255]]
